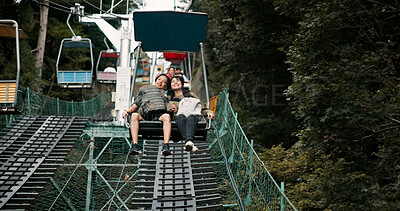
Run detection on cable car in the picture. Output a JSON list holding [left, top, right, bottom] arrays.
[[56, 12, 93, 88], [96, 50, 119, 83], [56, 37, 94, 88], [132, 10, 211, 137], [0, 20, 26, 114]]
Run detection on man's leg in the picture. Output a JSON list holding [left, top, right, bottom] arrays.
[[130, 113, 144, 144], [130, 113, 144, 155], [158, 113, 171, 156], [175, 114, 187, 140], [158, 113, 171, 144]]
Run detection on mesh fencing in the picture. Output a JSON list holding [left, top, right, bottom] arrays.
[[207, 90, 297, 210], [0, 87, 298, 210], [0, 87, 110, 131], [22, 87, 109, 116], [28, 132, 139, 211]]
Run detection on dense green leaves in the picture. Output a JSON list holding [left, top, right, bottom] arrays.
[[272, 0, 400, 210], [197, 0, 298, 148], [199, 0, 400, 210]]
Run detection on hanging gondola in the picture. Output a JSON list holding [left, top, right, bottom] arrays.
[[0, 20, 26, 114], [96, 38, 119, 83], [96, 50, 119, 83], [56, 37, 94, 88], [56, 13, 94, 88]]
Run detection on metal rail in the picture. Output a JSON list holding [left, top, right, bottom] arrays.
[[0, 115, 88, 210], [131, 139, 222, 210]]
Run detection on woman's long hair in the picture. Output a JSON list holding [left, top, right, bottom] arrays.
[[170, 76, 192, 100]]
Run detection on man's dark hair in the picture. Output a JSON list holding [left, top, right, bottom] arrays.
[[155, 73, 171, 89]]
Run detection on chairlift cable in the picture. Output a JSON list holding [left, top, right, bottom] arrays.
[[48, 0, 92, 16], [32, 0, 70, 14], [32, 0, 90, 17], [47, 0, 71, 11], [83, 0, 108, 14], [82, 0, 125, 18], [59, 0, 74, 7]]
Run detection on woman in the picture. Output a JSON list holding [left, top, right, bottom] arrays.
[[170, 76, 214, 152]]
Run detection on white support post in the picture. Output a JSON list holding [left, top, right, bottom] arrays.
[[115, 23, 132, 125], [200, 42, 210, 108], [150, 52, 157, 84]]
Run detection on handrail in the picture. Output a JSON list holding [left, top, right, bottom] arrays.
[[211, 90, 298, 210]]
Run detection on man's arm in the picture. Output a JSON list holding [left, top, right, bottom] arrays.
[[126, 104, 138, 114], [122, 101, 139, 119]]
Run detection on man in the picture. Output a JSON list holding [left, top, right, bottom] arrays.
[[122, 74, 172, 156], [175, 68, 189, 82]]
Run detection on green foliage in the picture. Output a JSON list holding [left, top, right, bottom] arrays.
[[261, 144, 373, 210], [197, 0, 299, 148], [19, 40, 41, 90], [199, 0, 400, 209], [264, 0, 400, 210], [0, 1, 39, 90]]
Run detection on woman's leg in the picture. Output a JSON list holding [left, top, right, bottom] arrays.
[[185, 115, 199, 141], [175, 114, 187, 140]]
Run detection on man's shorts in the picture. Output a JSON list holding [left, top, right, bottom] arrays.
[[142, 111, 168, 121]]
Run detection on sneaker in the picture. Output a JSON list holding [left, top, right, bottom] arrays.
[[191, 145, 198, 153], [161, 143, 171, 156], [185, 141, 194, 151], [130, 144, 142, 155]]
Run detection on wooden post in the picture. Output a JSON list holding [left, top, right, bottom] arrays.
[[35, 0, 49, 81]]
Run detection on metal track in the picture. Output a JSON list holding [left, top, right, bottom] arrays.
[[0, 115, 41, 163], [0, 115, 88, 210], [131, 139, 222, 211]]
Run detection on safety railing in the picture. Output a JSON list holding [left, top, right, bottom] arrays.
[[0, 87, 109, 131], [208, 90, 297, 210]]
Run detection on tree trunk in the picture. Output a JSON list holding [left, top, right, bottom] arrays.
[[35, 0, 49, 82]]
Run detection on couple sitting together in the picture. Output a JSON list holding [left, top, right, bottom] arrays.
[[122, 74, 214, 156]]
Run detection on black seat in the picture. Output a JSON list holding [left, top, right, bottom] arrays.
[[137, 120, 207, 141]]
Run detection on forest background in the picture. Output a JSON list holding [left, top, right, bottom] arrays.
[[1, 0, 400, 210]]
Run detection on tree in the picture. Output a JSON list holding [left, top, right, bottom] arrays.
[[271, 0, 400, 209], [196, 0, 299, 148], [34, 0, 49, 87]]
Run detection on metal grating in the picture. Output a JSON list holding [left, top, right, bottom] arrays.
[[152, 141, 197, 210], [0, 115, 88, 210], [0, 116, 40, 163], [132, 137, 222, 210]]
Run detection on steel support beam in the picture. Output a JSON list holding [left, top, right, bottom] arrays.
[[85, 141, 95, 211]]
